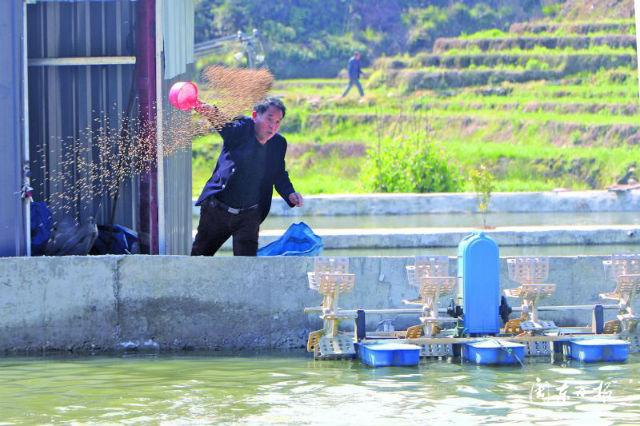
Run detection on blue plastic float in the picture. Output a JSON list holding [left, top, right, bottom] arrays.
[[463, 340, 526, 365], [359, 343, 421, 367], [569, 339, 630, 363]]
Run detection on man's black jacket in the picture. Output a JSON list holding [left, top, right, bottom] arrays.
[[195, 116, 295, 222]]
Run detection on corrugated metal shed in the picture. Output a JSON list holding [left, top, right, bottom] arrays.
[[158, 0, 195, 254], [160, 86, 193, 255], [27, 0, 139, 231], [0, 1, 28, 257], [162, 0, 194, 80], [25, 0, 195, 254]]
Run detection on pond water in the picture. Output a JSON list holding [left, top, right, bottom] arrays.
[[260, 212, 640, 231], [1, 353, 638, 424], [209, 211, 640, 257], [219, 245, 640, 257], [318, 244, 640, 257], [195, 211, 640, 233]]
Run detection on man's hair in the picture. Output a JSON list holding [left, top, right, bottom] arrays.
[[253, 97, 286, 118]]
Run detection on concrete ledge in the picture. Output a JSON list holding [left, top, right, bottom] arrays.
[[1, 255, 637, 352], [0, 257, 119, 350], [220, 225, 640, 249], [194, 190, 640, 217]]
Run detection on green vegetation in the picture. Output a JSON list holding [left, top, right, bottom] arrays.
[[362, 123, 461, 193], [192, 0, 640, 196], [469, 165, 495, 228], [438, 45, 636, 57], [542, 3, 563, 18], [192, 69, 640, 196], [459, 29, 509, 39], [195, 1, 546, 78], [458, 21, 636, 39]]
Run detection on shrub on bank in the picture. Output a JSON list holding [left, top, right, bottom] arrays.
[[363, 136, 461, 193]]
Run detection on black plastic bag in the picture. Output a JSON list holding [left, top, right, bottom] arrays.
[[90, 224, 140, 255], [45, 216, 98, 256]]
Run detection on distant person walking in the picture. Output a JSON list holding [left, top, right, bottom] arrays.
[[342, 51, 365, 97]]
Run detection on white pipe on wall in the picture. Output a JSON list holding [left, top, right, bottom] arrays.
[[22, 1, 31, 256]]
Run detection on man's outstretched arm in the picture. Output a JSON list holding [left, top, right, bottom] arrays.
[[194, 102, 229, 127]]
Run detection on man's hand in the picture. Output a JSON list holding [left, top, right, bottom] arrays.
[[194, 101, 213, 115], [194, 101, 224, 124], [289, 192, 304, 207]]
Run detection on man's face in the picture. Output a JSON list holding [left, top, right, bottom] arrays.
[[354, 52, 361, 60], [253, 105, 283, 142]]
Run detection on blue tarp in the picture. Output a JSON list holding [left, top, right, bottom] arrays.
[[257, 222, 323, 257], [30, 201, 53, 256]]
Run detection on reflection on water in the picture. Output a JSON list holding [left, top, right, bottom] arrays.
[[1, 353, 639, 424]]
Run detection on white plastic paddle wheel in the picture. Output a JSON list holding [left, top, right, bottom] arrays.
[[306, 257, 357, 358], [602, 254, 640, 338], [504, 257, 557, 333], [404, 256, 457, 337]]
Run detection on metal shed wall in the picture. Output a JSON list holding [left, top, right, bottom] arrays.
[[27, 0, 195, 254], [27, 0, 139, 230], [0, 1, 27, 257], [162, 0, 195, 80], [159, 0, 195, 254], [159, 77, 194, 255]]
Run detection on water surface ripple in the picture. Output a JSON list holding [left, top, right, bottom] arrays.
[[0, 353, 638, 425]]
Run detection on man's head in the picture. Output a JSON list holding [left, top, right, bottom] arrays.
[[252, 97, 286, 143], [354, 51, 361, 60]]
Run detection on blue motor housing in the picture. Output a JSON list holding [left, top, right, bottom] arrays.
[[458, 232, 500, 335]]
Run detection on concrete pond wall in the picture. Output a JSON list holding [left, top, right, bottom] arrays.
[[1, 255, 636, 353], [204, 190, 640, 250], [241, 190, 640, 216]]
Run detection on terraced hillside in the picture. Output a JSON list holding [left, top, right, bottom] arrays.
[[193, 18, 640, 196]]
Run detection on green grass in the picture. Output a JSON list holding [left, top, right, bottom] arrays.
[[459, 20, 636, 39], [303, 106, 640, 127], [191, 132, 367, 196], [422, 95, 636, 106], [192, 134, 220, 198], [546, 19, 636, 25], [192, 26, 640, 195], [288, 155, 366, 194], [459, 30, 636, 39], [393, 64, 564, 72], [192, 117, 640, 195], [437, 45, 636, 57], [459, 28, 508, 39]]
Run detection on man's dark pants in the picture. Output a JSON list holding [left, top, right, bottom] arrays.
[[191, 200, 261, 256], [342, 78, 364, 97]]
